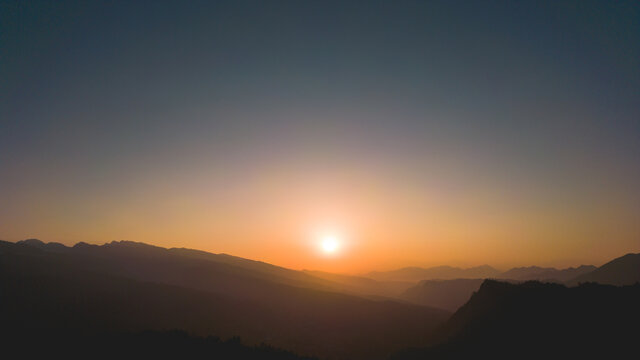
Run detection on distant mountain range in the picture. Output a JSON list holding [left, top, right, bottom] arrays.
[[395, 254, 638, 312], [365, 265, 501, 282], [364, 263, 599, 283], [496, 264, 596, 282]]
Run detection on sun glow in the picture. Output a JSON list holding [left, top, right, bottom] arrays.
[[320, 235, 341, 254]]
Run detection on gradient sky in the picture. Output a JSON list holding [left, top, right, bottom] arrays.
[[1, 0, 639, 273]]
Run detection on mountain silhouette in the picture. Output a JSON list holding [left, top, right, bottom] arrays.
[[400, 265, 608, 311], [497, 264, 596, 282], [365, 265, 500, 282], [5, 239, 637, 359], [303, 270, 414, 298], [400, 279, 485, 311], [16, 239, 410, 299], [16, 238, 69, 252], [568, 253, 640, 286], [392, 280, 640, 359], [399, 260, 625, 312], [1, 240, 449, 359]]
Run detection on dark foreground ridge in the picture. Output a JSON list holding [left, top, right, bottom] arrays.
[[392, 279, 640, 359], [0, 240, 448, 360], [568, 252, 640, 286], [3, 330, 316, 360]]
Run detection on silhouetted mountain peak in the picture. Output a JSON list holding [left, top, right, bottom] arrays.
[[471, 264, 496, 272], [569, 252, 640, 286], [499, 265, 551, 276], [72, 241, 98, 249], [18, 239, 69, 252], [394, 278, 640, 359], [470, 279, 504, 297], [498, 264, 597, 282], [103, 240, 171, 255], [618, 253, 640, 261], [18, 238, 45, 246], [509, 265, 546, 271], [106, 240, 163, 249]]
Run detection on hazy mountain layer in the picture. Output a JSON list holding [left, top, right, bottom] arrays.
[[396, 259, 629, 312], [303, 270, 414, 298], [497, 264, 596, 282], [365, 265, 500, 282], [366, 263, 600, 283], [400, 278, 485, 311]]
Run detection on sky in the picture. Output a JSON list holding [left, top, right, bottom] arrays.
[[1, 0, 639, 273]]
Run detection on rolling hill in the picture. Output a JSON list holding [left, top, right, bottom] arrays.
[[15, 239, 410, 299], [1, 240, 449, 359]]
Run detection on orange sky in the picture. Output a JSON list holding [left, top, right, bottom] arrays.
[[3, 158, 638, 273]]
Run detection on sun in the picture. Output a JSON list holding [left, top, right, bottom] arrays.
[[320, 235, 340, 254]]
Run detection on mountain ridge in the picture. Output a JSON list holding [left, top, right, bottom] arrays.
[[568, 252, 640, 286], [393, 279, 640, 359], [365, 265, 501, 282], [1, 239, 449, 360]]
